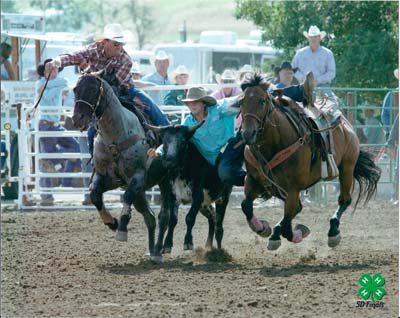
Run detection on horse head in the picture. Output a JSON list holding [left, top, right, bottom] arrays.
[[240, 73, 272, 145], [72, 72, 105, 131], [146, 120, 205, 169]]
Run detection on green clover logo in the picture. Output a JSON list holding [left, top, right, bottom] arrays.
[[358, 273, 385, 302]]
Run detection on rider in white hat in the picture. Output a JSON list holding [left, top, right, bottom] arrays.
[[45, 23, 169, 157], [292, 25, 336, 97]]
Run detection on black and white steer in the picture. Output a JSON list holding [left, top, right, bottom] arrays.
[[148, 121, 233, 252]]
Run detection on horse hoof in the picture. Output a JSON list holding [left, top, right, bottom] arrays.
[[105, 218, 118, 232], [248, 219, 272, 238], [267, 239, 281, 250], [183, 243, 194, 250], [150, 255, 163, 264], [328, 233, 341, 248], [294, 224, 311, 239], [115, 230, 128, 242], [162, 247, 172, 254]]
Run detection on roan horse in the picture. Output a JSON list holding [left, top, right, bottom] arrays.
[[72, 73, 174, 262], [238, 74, 381, 250]]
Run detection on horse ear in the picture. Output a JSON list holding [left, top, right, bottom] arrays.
[[260, 81, 270, 92], [92, 69, 105, 78]]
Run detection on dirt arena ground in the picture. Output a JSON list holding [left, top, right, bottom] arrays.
[[1, 198, 398, 318]]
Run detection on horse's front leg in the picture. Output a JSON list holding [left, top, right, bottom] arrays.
[[268, 190, 310, 250], [241, 175, 272, 237], [90, 172, 119, 231]]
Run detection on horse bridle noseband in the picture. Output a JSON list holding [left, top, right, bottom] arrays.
[[241, 90, 275, 134], [75, 76, 104, 116]]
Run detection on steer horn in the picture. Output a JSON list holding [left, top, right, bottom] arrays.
[[187, 120, 206, 133]]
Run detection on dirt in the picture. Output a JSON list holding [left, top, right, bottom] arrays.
[[1, 199, 398, 318]]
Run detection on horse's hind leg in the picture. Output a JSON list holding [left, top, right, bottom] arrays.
[[200, 205, 216, 250], [241, 175, 272, 237], [90, 173, 118, 231], [328, 164, 353, 247]]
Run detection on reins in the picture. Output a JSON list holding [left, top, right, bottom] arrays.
[[28, 70, 53, 119]]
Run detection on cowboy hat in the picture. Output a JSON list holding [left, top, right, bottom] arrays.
[[303, 25, 326, 40], [394, 68, 399, 80], [181, 87, 217, 106], [215, 69, 237, 84], [278, 60, 294, 72], [170, 64, 190, 82], [94, 23, 126, 43], [131, 61, 142, 74], [151, 50, 173, 66]]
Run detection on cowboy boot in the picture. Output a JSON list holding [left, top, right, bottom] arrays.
[[303, 72, 315, 106]]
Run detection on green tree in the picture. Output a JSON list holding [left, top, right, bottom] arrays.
[[235, 0, 398, 88]]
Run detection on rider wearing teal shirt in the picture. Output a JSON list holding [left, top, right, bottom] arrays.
[[183, 97, 237, 165]]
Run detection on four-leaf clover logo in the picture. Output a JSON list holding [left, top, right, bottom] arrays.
[[358, 273, 385, 302]]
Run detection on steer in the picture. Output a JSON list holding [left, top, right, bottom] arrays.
[[148, 122, 233, 252]]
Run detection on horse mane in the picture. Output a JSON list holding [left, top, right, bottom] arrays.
[[240, 72, 270, 91]]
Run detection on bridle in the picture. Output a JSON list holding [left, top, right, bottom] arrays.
[[241, 89, 275, 134], [75, 75, 105, 117]]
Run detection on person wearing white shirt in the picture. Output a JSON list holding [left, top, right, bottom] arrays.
[[292, 25, 336, 97]]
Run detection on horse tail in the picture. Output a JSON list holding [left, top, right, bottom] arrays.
[[353, 150, 381, 209]]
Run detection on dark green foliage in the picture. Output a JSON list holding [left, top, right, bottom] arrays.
[[235, 0, 398, 88]]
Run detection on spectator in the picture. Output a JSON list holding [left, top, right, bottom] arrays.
[[1, 42, 16, 80], [131, 61, 142, 80], [212, 69, 241, 99], [381, 69, 399, 140], [292, 25, 336, 97], [142, 50, 173, 105], [386, 114, 399, 204], [362, 102, 386, 146], [36, 59, 80, 206], [275, 60, 300, 88], [238, 64, 254, 82], [164, 64, 190, 106]]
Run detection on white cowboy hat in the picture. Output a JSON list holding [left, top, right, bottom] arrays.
[[131, 61, 142, 74], [181, 87, 217, 106], [238, 64, 254, 80], [394, 68, 399, 80], [215, 69, 237, 84], [303, 25, 326, 40], [170, 65, 190, 82], [151, 50, 173, 66], [94, 23, 126, 43]]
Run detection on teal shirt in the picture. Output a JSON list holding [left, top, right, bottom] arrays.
[[183, 99, 237, 165]]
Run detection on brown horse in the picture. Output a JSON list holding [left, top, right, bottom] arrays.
[[238, 74, 381, 250]]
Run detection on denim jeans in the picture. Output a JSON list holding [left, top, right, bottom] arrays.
[[217, 132, 246, 186], [281, 85, 304, 102], [129, 87, 170, 126]]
